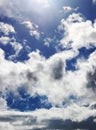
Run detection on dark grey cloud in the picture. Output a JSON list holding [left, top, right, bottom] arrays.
[[0, 117, 13, 122], [26, 70, 38, 82], [89, 102, 96, 110], [45, 117, 96, 130], [0, 114, 96, 130], [87, 68, 96, 91], [52, 59, 64, 80], [17, 70, 38, 85]]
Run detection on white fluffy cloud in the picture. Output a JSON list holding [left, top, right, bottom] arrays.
[[0, 37, 23, 60], [0, 13, 95, 112], [0, 21, 23, 59], [9, 41, 23, 59], [0, 36, 10, 45], [0, 22, 15, 35], [0, 98, 7, 110], [22, 21, 40, 39], [0, 4, 96, 128], [0, 46, 95, 107], [58, 13, 96, 50]]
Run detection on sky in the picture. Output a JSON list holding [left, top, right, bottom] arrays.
[[0, 0, 96, 130]]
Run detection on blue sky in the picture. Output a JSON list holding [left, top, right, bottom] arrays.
[[0, 0, 96, 130]]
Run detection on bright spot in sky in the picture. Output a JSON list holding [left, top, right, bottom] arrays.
[[24, 0, 59, 27], [35, 0, 50, 7], [27, 0, 53, 13]]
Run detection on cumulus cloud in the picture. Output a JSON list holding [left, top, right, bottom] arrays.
[[51, 59, 64, 80], [0, 21, 23, 59], [0, 3, 96, 128], [0, 22, 15, 35], [0, 46, 95, 108], [9, 41, 23, 60], [0, 36, 11, 45], [0, 36, 23, 60], [0, 98, 7, 110], [22, 21, 40, 39], [0, 12, 95, 113], [58, 13, 96, 50]]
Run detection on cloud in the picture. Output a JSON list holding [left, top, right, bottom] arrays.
[[51, 59, 64, 80], [0, 36, 11, 45], [0, 45, 95, 108], [63, 6, 73, 12], [63, 6, 79, 13], [0, 5, 95, 129], [8, 41, 23, 60], [0, 105, 96, 130], [58, 13, 96, 50], [0, 98, 7, 110], [22, 21, 40, 39], [44, 37, 53, 47], [87, 68, 96, 91], [0, 13, 95, 112], [0, 21, 23, 59], [2, 40, 23, 59], [0, 22, 15, 35]]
